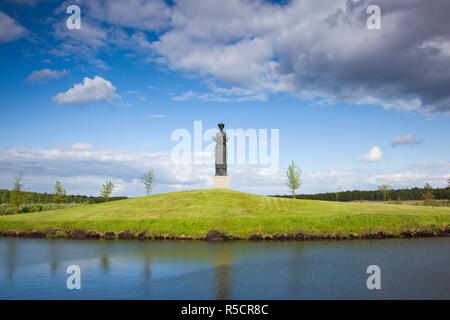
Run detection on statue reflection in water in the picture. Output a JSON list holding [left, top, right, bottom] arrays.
[[213, 243, 232, 300], [49, 240, 61, 276], [6, 239, 18, 279], [100, 255, 110, 274]]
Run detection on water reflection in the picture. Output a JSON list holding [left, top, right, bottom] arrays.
[[142, 254, 152, 294], [49, 240, 60, 276], [5, 239, 18, 279], [213, 245, 232, 299], [100, 255, 109, 274], [287, 244, 306, 297], [0, 238, 449, 299]]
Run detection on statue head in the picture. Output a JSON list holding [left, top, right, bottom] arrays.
[[218, 123, 225, 131]]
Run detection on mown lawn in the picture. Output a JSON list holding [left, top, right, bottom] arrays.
[[0, 189, 449, 237]]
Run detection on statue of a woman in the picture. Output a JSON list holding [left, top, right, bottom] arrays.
[[215, 123, 228, 176]]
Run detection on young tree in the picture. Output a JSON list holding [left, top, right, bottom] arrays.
[[286, 161, 302, 199], [53, 180, 67, 203], [100, 181, 114, 201], [1, 190, 9, 204], [422, 182, 434, 206], [141, 168, 156, 195], [10, 173, 24, 210], [446, 178, 450, 200], [335, 185, 342, 201], [378, 183, 391, 202]]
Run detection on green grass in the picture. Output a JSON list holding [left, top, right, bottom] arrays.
[[0, 189, 449, 237]]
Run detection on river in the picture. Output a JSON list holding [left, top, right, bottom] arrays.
[[0, 237, 448, 299]]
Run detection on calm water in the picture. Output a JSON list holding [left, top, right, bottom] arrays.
[[0, 237, 448, 299]]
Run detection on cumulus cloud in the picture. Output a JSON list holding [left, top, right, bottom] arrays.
[[52, 76, 120, 105], [300, 170, 449, 194], [172, 91, 196, 101], [0, 145, 447, 196], [0, 146, 213, 196], [49, 1, 168, 68], [85, 0, 171, 31], [50, 17, 115, 69], [409, 161, 450, 170], [172, 87, 267, 102], [26, 69, 67, 82], [358, 146, 383, 162], [172, 80, 268, 102], [0, 11, 27, 42], [43, 1, 450, 112], [390, 134, 421, 147], [52, 18, 109, 50], [421, 38, 450, 57], [147, 0, 450, 113]]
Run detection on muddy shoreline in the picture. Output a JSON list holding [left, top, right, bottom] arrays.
[[0, 227, 449, 241]]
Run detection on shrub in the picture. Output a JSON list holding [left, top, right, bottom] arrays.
[[18, 204, 35, 213], [0, 202, 84, 215], [0, 204, 16, 215], [422, 183, 434, 206], [429, 200, 450, 207]]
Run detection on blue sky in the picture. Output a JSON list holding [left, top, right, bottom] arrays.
[[0, 0, 449, 196]]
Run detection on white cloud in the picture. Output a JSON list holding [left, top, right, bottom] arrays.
[[0, 146, 212, 196], [6, 174, 140, 198], [49, 17, 113, 69], [40, 0, 450, 112], [390, 134, 421, 147], [356, 97, 425, 112], [300, 170, 449, 194], [26, 69, 67, 82], [0, 145, 447, 196], [420, 38, 450, 57], [52, 76, 120, 105], [48, 1, 169, 69], [172, 87, 267, 102], [358, 146, 383, 163], [409, 161, 450, 169], [71, 142, 93, 151], [172, 91, 196, 101], [0, 11, 27, 43], [52, 17, 108, 50], [146, 0, 450, 113], [85, 0, 171, 31]]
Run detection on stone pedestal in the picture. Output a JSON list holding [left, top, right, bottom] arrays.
[[213, 176, 230, 189]]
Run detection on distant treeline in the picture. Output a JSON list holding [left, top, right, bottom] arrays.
[[272, 187, 449, 202], [0, 189, 127, 205]]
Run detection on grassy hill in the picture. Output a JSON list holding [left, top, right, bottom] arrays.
[[0, 189, 449, 239]]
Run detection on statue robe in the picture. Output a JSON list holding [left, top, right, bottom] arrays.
[[215, 131, 228, 176]]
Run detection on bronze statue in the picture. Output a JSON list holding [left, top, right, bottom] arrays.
[[215, 123, 228, 176]]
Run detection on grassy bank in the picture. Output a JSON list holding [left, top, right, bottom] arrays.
[[0, 189, 449, 239]]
